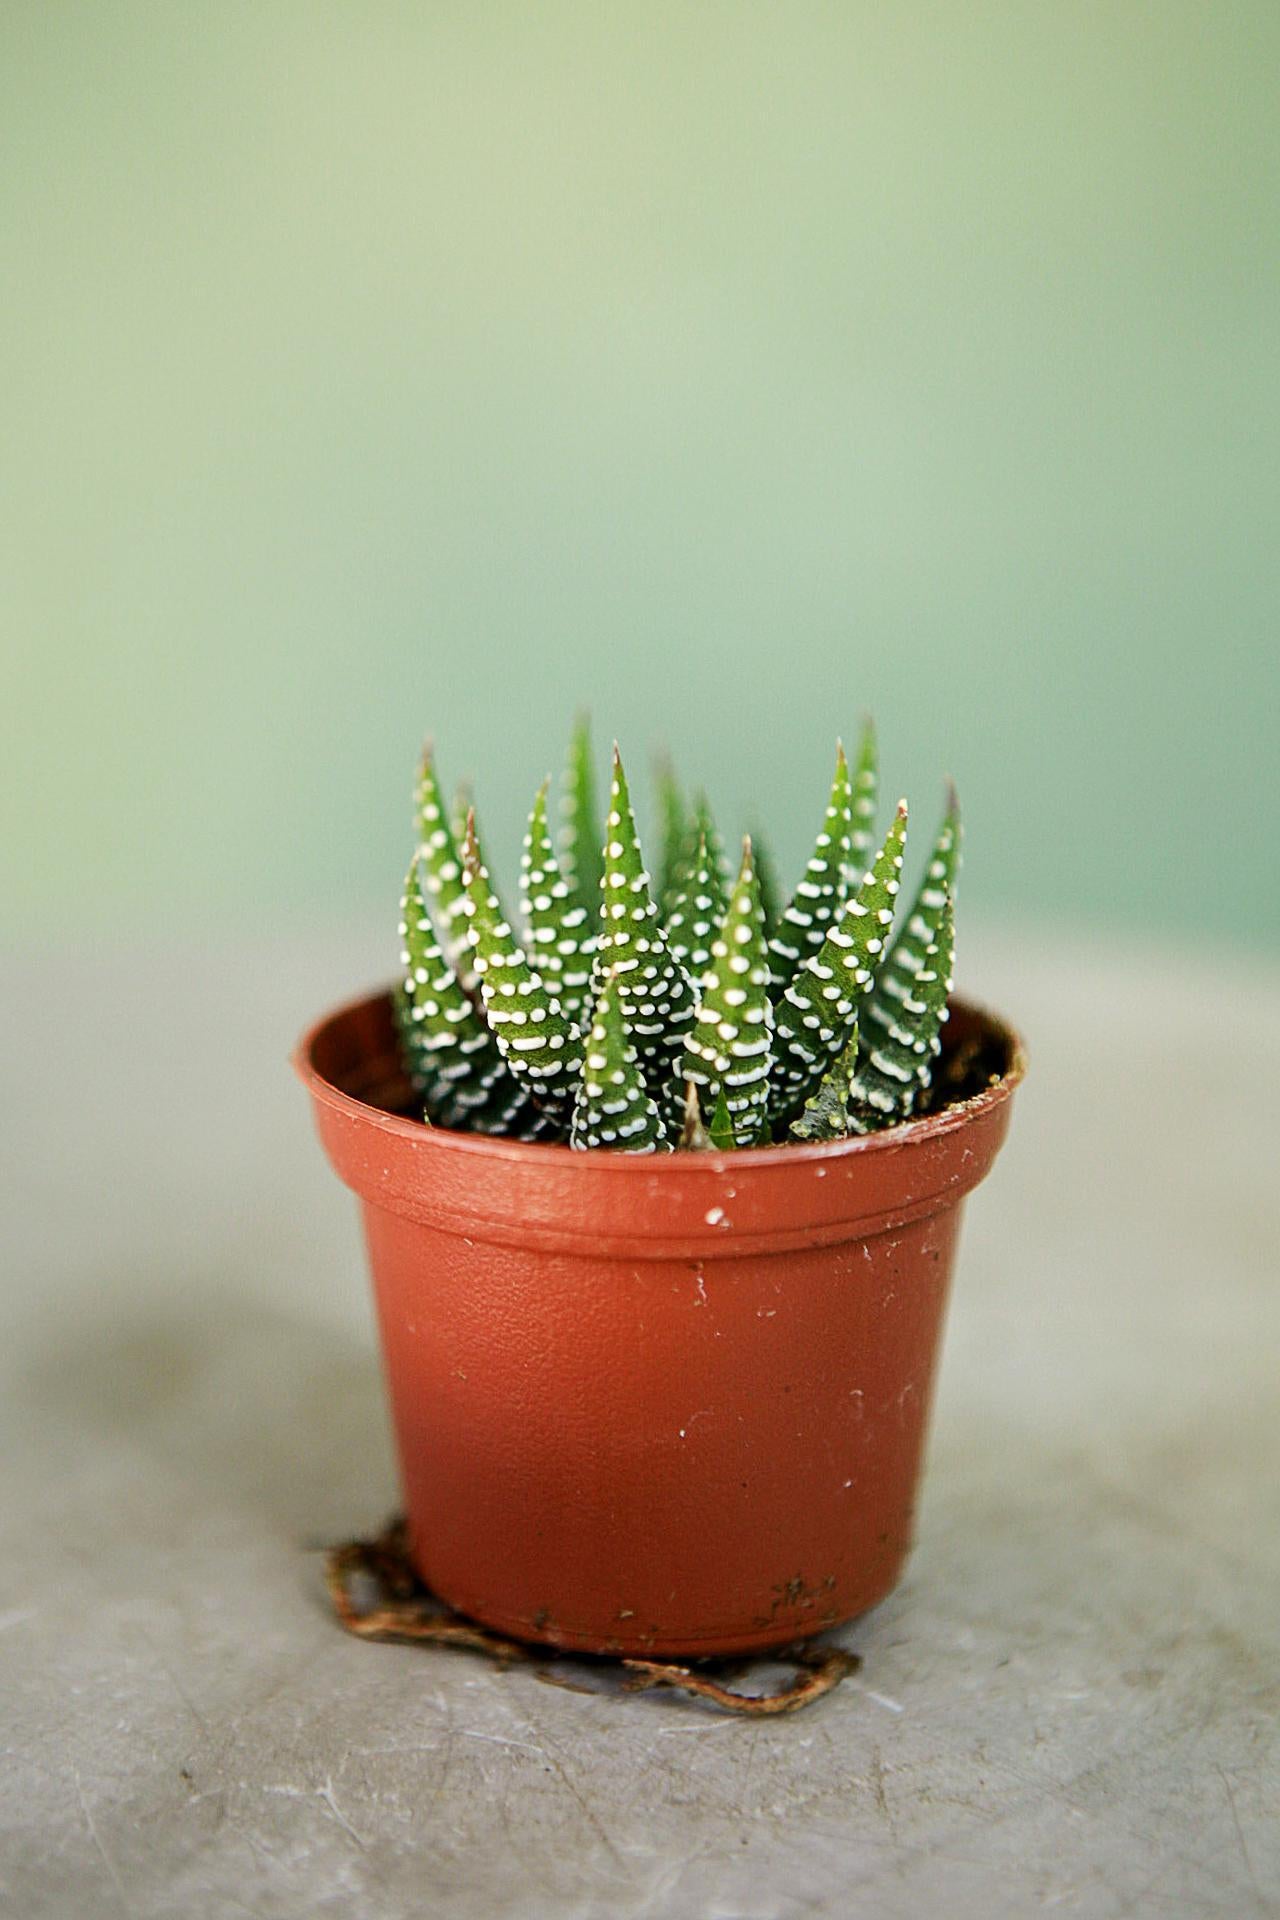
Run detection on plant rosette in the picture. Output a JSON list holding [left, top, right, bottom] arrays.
[[294, 720, 1024, 1656]]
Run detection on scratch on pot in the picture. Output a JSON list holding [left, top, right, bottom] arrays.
[[678, 1410, 713, 1438]]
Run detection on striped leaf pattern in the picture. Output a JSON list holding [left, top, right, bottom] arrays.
[[520, 779, 596, 1027], [788, 1033, 855, 1143], [414, 744, 471, 972], [596, 746, 695, 1097], [391, 728, 961, 1150], [844, 718, 879, 894], [770, 803, 907, 1120], [559, 715, 604, 920], [664, 828, 729, 985], [397, 856, 531, 1133], [850, 895, 955, 1130], [768, 744, 855, 993], [460, 813, 582, 1111], [860, 785, 961, 1067], [682, 838, 774, 1147], [570, 967, 669, 1152]]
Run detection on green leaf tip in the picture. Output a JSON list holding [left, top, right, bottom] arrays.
[[597, 743, 694, 1093], [414, 741, 471, 970], [460, 809, 582, 1110], [560, 714, 604, 918], [749, 826, 783, 941], [664, 826, 729, 984], [520, 775, 596, 1026], [850, 891, 954, 1132], [653, 751, 688, 908], [771, 801, 907, 1121], [769, 741, 856, 993], [681, 836, 774, 1147], [394, 725, 965, 1152], [789, 1033, 855, 1142], [570, 966, 669, 1152], [708, 1084, 737, 1150], [397, 853, 532, 1133], [861, 785, 960, 1072], [845, 716, 879, 893]]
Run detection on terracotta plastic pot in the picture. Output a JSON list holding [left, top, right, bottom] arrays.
[[295, 989, 1024, 1658]]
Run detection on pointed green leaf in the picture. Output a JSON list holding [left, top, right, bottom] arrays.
[[414, 742, 471, 968], [520, 778, 596, 1026], [850, 895, 954, 1131], [861, 785, 961, 1063], [708, 1085, 737, 1150], [560, 714, 604, 917], [789, 1027, 856, 1142], [750, 826, 783, 941], [663, 828, 729, 984], [688, 791, 728, 892], [654, 753, 689, 908], [844, 717, 879, 893], [397, 855, 527, 1130], [450, 779, 473, 852], [461, 813, 582, 1110], [768, 743, 855, 994], [597, 746, 695, 1093], [771, 802, 908, 1119], [570, 966, 669, 1152], [681, 838, 774, 1147]]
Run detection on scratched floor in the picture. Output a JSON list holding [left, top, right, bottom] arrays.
[[2, 932, 1277, 1919]]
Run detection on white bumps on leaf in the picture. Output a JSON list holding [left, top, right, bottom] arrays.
[[570, 967, 669, 1152], [461, 811, 582, 1108], [772, 801, 908, 1120], [681, 837, 774, 1146], [769, 741, 857, 994], [597, 747, 694, 1096], [396, 731, 954, 1153]]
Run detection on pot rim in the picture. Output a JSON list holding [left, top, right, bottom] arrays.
[[293, 984, 1027, 1172]]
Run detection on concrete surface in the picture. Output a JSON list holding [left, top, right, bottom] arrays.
[[2, 929, 1277, 1919]]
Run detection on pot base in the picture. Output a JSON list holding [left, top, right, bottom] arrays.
[[413, 1556, 903, 1660]]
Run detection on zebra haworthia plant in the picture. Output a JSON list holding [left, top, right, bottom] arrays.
[[395, 721, 962, 1152]]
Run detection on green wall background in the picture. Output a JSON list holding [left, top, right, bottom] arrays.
[[4, 3, 1277, 947]]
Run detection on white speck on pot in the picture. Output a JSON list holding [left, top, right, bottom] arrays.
[[704, 1206, 727, 1225], [815, 1166, 827, 1179]]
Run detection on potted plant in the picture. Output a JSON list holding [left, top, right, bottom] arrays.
[[295, 719, 1024, 1658]]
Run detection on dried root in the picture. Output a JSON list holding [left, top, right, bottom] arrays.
[[324, 1519, 860, 1717], [621, 1646, 859, 1716], [326, 1523, 529, 1668]]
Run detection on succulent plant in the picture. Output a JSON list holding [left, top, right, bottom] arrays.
[[395, 722, 961, 1150]]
